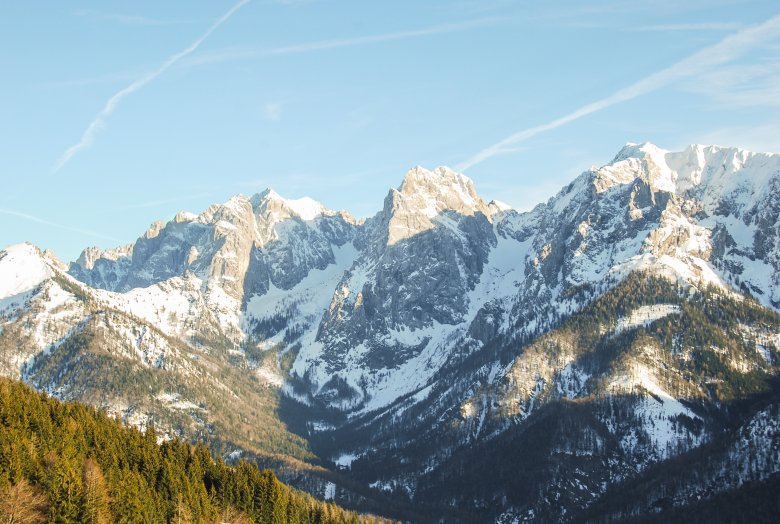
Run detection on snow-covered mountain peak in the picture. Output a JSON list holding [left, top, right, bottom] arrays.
[[599, 142, 780, 200], [251, 188, 330, 222], [143, 220, 167, 240], [74, 244, 134, 270], [489, 200, 513, 213], [382, 165, 491, 245], [613, 141, 667, 161], [594, 142, 678, 194], [0, 243, 54, 302], [251, 187, 282, 207], [668, 144, 780, 199], [4, 142, 780, 521], [217, 194, 254, 220], [397, 165, 482, 210], [173, 211, 198, 224]]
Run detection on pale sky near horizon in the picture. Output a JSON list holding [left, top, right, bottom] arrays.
[[2, 0, 780, 261]]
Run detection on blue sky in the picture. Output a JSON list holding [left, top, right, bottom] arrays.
[[2, 0, 780, 261]]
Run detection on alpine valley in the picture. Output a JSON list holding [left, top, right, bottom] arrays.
[[2, 142, 780, 522]]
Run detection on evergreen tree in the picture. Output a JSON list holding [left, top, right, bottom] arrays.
[[0, 379, 377, 524], [173, 492, 192, 524], [47, 452, 83, 523]]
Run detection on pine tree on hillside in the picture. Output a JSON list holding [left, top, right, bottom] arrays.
[[0, 378, 387, 524]]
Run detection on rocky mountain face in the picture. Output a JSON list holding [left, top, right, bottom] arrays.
[[294, 166, 498, 412], [2, 143, 780, 521], [69, 190, 357, 340]]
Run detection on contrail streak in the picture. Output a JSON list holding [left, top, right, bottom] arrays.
[[184, 17, 503, 67], [0, 208, 120, 242], [457, 14, 780, 171], [54, 0, 250, 172]]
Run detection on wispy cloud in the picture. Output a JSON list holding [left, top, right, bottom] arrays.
[[684, 59, 780, 108], [45, 16, 499, 97], [440, 0, 520, 16], [510, 1, 763, 32], [0, 208, 120, 242], [75, 9, 196, 27], [263, 102, 282, 122], [120, 192, 214, 210], [54, 0, 251, 173], [540, 0, 755, 20], [274, 0, 316, 5], [38, 71, 141, 90], [183, 17, 503, 67], [457, 14, 780, 171], [628, 22, 743, 32]]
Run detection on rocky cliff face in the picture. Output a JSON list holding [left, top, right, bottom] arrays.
[[282, 143, 780, 420], [52, 143, 780, 425], [70, 190, 358, 339], [291, 166, 497, 410], [2, 142, 780, 521]]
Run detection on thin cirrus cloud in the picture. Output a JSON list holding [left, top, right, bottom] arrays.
[[684, 60, 780, 108], [38, 71, 142, 90], [0, 208, 119, 242], [44, 16, 501, 90], [182, 16, 504, 67], [75, 9, 195, 27], [456, 13, 780, 171], [263, 103, 283, 122], [628, 22, 743, 32], [53, 0, 251, 173]]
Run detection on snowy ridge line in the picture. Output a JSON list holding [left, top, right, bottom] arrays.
[[2, 141, 780, 418]]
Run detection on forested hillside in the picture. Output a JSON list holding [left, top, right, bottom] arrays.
[[0, 378, 386, 524]]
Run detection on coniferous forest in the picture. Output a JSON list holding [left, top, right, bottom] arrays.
[[0, 378, 387, 524]]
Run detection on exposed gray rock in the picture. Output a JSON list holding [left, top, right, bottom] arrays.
[[311, 166, 496, 383], [70, 191, 358, 308]]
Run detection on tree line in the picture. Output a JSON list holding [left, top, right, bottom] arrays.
[[0, 378, 387, 523]]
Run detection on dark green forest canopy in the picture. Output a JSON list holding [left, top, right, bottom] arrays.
[[0, 378, 389, 524]]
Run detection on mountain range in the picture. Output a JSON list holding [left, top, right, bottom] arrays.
[[1, 142, 779, 522]]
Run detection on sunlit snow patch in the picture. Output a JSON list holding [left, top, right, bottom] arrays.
[[0, 243, 53, 309], [609, 364, 702, 459], [614, 304, 681, 334]]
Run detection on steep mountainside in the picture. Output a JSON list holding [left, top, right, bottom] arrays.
[[0, 244, 318, 477], [69, 190, 357, 340], [0, 378, 382, 524], [399, 275, 780, 522], [1, 142, 780, 521]]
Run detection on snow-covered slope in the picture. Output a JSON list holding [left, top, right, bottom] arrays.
[[6, 142, 780, 419], [0, 243, 53, 306], [2, 142, 780, 521], [69, 190, 358, 340], [291, 165, 497, 412], [283, 143, 780, 418]]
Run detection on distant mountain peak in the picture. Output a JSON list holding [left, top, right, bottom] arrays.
[[380, 165, 492, 245], [173, 211, 198, 224], [592, 141, 780, 199], [0, 243, 54, 302], [397, 165, 481, 207], [489, 199, 513, 213], [251, 188, 329, 222], [75, 243, 133, 270]]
